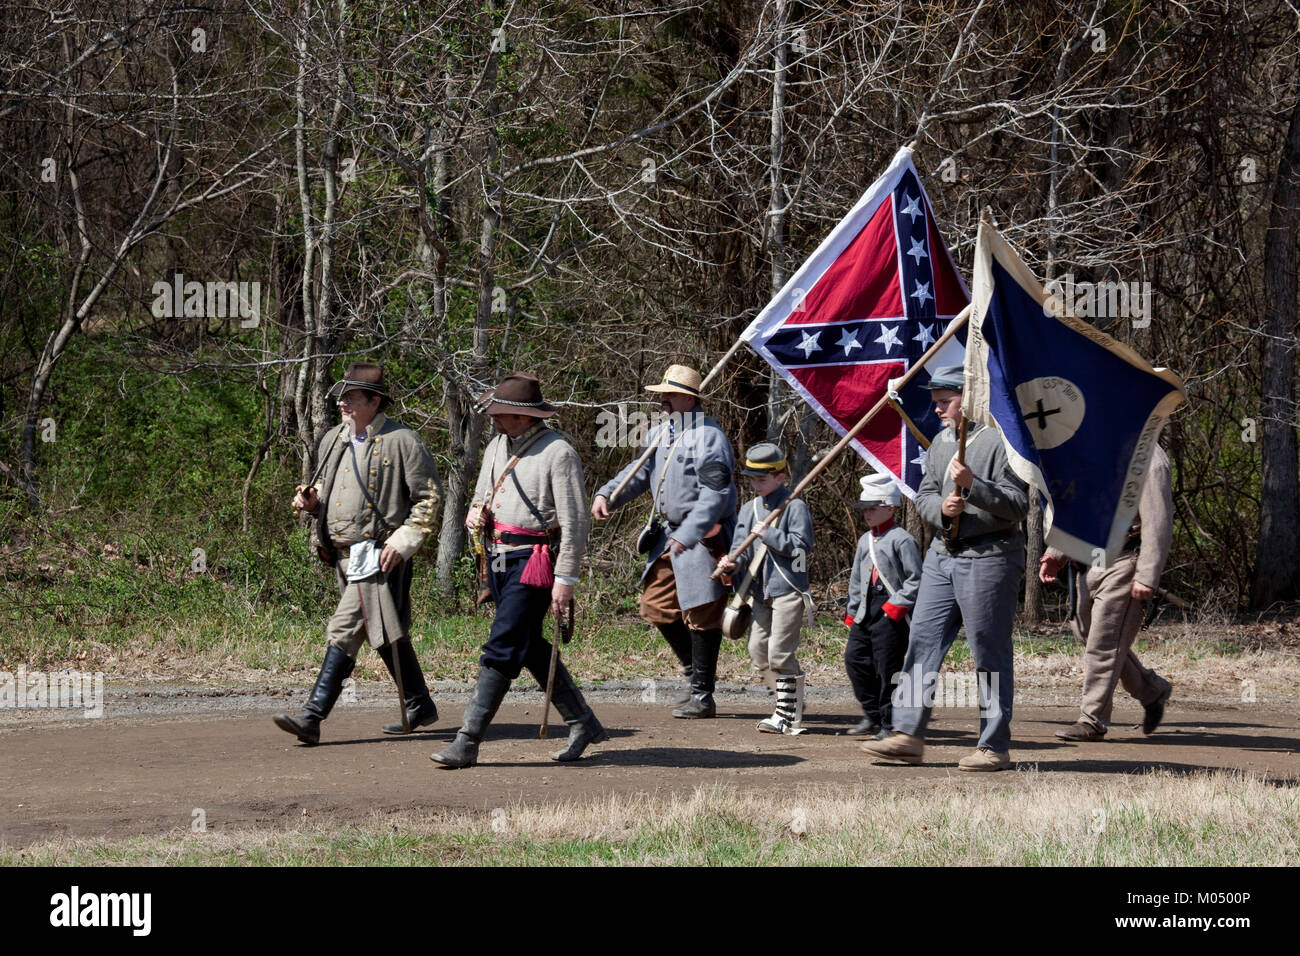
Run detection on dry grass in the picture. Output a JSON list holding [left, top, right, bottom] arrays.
[[7, 769, 1296, 867]]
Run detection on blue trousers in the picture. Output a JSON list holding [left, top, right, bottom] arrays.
[[481, 551, 556, 684], [891, 547, 1023, 752]]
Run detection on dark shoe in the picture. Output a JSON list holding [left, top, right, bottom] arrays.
[[672, 627, 721, 719], [873, 727, 892, 740], [430, 732, 479, 769], [545, 658, 609, 761], [846, 717, 881, 737], [377, 640, 438, 734], [384, 697, 438, 735], [273, 646, 355, 746], [431, 666, 511, 768], [1055, 720, 1106, 741], [1142, 681, 1173, 735], [273, 712, 322, 745], [673, 695, 717, 718]]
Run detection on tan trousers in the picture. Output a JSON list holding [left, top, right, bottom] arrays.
[[1073, 551, 1168, 731], [639, 554, 726, 631], [326, 562, 368, 658], [748, 591, 805, 678]]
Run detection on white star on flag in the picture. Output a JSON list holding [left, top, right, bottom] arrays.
[[875, 324, 902, 353], [797, 330, 821, 359], [900, 194, 922, 222], [912, 450, 927, 474], [836, 328, 861, 354], [907, 236, 929, 265], [913, 323, 937, 349], [910, 281, 933, 307]]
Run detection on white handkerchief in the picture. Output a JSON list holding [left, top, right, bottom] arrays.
[[345, 539, 382, 582]]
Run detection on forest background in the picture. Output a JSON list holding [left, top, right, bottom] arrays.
[[3, 0, 1299, 678]]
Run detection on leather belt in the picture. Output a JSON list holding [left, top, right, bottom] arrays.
[[492, 528, 562, 546]]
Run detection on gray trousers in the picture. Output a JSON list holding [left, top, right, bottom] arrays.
[[891, 548, 1024, 752]]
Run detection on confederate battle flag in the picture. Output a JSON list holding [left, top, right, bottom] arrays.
[[741, 146, 969, 495]]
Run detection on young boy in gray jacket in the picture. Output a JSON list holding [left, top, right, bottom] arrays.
[[844, 473, 921, 738], [716, 442, 814, 734]]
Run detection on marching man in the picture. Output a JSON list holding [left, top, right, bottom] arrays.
[[276, 363, 442, 745], [591, 364, 738, 718], [1040, 443, 1175, 739], [432, 373, 606, 768], [859, 364, 1029, 771]]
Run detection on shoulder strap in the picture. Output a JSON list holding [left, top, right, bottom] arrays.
[[868, 532, 899, 596], [480, 427, 550, 530]]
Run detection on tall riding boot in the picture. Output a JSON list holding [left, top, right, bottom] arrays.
[[430, 665, 511, 769], [545, 659, 610, 762], [672, 628, 722, 718], [657, 620, 694, 705], [758, 673, 806, 735], [273, 646, 355, 745], [377, 640, 438, 734]]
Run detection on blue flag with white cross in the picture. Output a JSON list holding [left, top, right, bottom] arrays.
[[962, 215, 1186, 565]]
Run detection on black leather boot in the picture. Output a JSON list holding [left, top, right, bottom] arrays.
[[273, 646, 355, 745], [430, 665, 511, 769], [377, 640, 438, 734], [657, 620, 694, 705], [544, 659, 609, 762], [672, 628, 722, 719]]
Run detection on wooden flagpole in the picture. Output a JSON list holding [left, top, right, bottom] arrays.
[[710, 303, 972, 579]]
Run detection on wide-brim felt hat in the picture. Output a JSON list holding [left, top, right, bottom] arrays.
[[645, 364, 704, 397], [328, 362, 390, 399], [740, 442, 788, 477], [478, 372, 557, 418]]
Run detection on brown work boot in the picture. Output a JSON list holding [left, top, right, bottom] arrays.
[[957, 748, 1011, 772], [1055, 720, 1105, 742], [859, 732, 924, 765]]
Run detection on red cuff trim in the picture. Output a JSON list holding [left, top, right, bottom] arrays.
[[843, 614, 855, 627], [882, 602, 908, 622]]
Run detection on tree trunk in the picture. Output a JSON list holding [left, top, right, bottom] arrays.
[[1250, 88, 1300, 609], [433, 5, 502, 595]]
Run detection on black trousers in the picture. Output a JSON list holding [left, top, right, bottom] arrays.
[[844, 583, 910, 730], [480, 551, 555, 687]]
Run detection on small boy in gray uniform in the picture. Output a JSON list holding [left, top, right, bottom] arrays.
[[844, 473, 921, 738], [716, 442, 814, 734]]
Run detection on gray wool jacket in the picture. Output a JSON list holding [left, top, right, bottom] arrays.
[[916, 422, 1029, 557], [729, 486, 814, 601], [596, 410, 738, 611], [846, 524, 922, 622]]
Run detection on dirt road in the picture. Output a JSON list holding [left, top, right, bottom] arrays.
[[2, 683, 1296, 848]]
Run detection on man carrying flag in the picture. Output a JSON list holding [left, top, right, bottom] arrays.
[[866, 212, 1186, 770], [859, 363, 1029, 771], [740, 145, 968, 493], [955, 215, 1186, 744]]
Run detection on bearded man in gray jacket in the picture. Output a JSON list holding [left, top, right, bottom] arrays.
[[592, 364, 738, 719], [860, 364, 1028, 771]]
